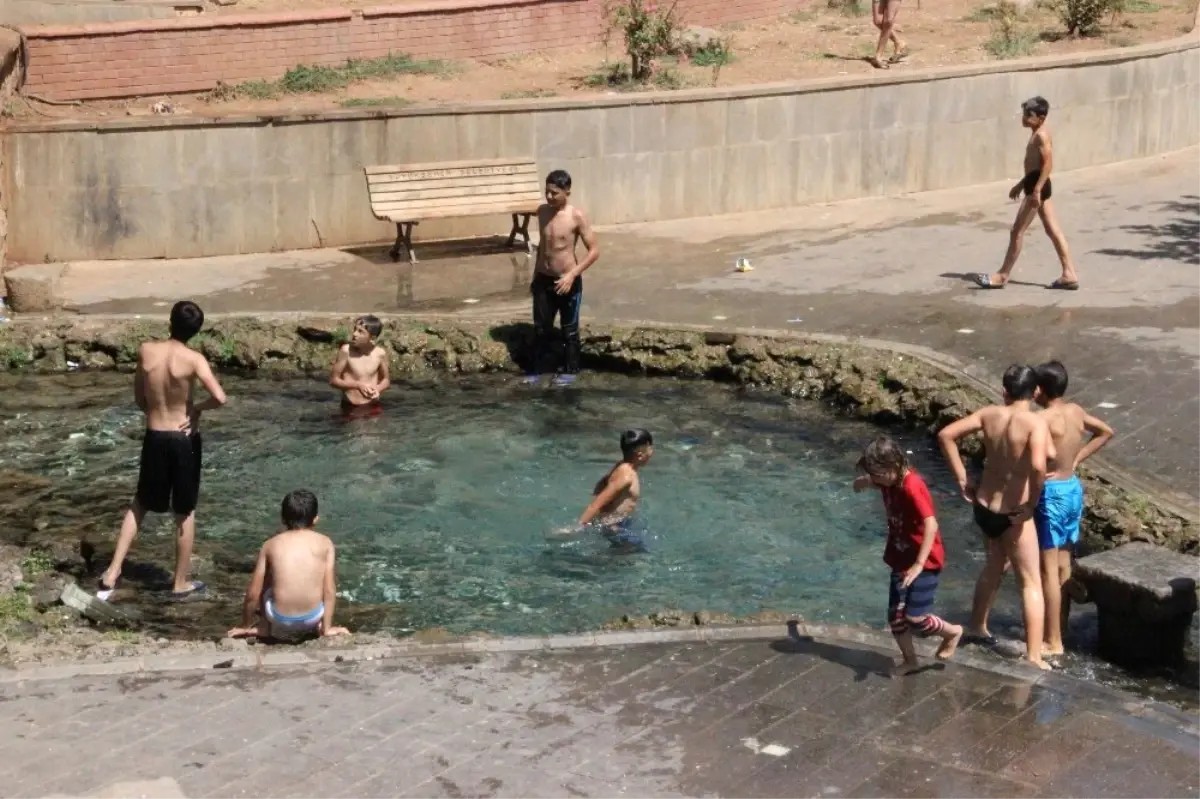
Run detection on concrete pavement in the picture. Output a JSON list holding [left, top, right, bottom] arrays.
[[3, 632, 1198, 799]]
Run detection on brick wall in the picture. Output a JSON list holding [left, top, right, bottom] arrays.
[[18, 0, 791, 100]]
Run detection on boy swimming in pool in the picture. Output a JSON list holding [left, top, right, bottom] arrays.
[[227, 490, 349, 641], [854, 435, 963, 674], [563, 429, 654, 551], [329, 315, 390, 419], [1034, 360, 1114, 657]]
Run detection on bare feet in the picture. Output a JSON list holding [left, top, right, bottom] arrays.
[[892, 656, 922, 676], [937, 628, 963, 661], [226, 626, 257, 638], [1042, 643, 1065, 657], [1026, 657, 1053, 671], [322, 626, 350, 637]]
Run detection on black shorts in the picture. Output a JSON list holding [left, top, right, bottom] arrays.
[[1021, 171, 1052, 201], [973, 502, 1015, 540], [136, 430, 202, 515]]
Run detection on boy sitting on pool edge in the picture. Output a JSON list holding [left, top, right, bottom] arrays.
[[558, 429, 654, 552], [227, 489, 349, 641]]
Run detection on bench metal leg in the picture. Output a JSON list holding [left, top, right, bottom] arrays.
[[508, 213, 533, 255], [389, 221, 418, 264]]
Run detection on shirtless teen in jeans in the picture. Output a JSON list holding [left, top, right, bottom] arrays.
[[227, 490, 349, 641], [328, 315, 390, 420], [98, 301, 226, 601], [976, 96, 1080, 290], [527, 169, 600, 387], [937, 364, 1053, 670], [1034, 360, 1114, 656]]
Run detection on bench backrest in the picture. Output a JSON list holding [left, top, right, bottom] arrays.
[[365, 158, 543, 221]]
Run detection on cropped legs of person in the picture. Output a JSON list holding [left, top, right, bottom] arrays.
[[870, 0, 906, 69], [530, 273, 582, 377], [990, 181, 1078, 287]]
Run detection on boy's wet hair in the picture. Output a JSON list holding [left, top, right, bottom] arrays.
[[545, 169, 572, 191], [857, 435, 907, 478], [1021, 96, 1050, 118], [620, 428, 653, 458], [1002, 364, 1039, 400], [1035, 360, 1069, 400], [168, 300, 204, 342], [281, 489, 319, 530], [355, 314, 383, 338]]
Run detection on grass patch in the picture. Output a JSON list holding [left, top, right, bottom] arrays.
[[690, 39, 735, 68], [499, 89, 558, 99], [20, 550, 54, 580], [1106, 32, 1138, 44], [0, 591, 35, 638], [340, 96, 412, 108], [582, 62, 687, 91], [1123, 0, 1161, 11], [104, 629, 141, 645], [965, 3, 1005, 21], [331, 326, 351, 345], [210, 53, 451, 101], [829, 0, 868, 16], [1, 345, 31, 369], [985, 28, 1038, 55], [789, 9, 818, 21]]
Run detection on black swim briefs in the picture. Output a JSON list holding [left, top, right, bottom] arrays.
[[1021, 171, 1052, 201], [973, 502, 1015, 540], [136, 430, 202, 515]]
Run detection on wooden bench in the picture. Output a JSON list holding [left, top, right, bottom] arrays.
[[364, 158, 543, 264]]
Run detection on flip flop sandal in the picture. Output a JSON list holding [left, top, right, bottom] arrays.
[[96, 576, 118, 602], [1049, 279, 1080, 290], [169, 581, 208, 602], [973, 274, 1006, 289], [963, 633, 999, 647], [888, 51, 909, 63], [867, 56, 889, 69]]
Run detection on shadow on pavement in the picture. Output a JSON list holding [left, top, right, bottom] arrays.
[[1093, 195, 1200, 264]]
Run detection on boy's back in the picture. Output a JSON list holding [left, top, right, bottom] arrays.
[[262, 529, 333, 617], [1039, 401, 1088, 480], [139, 339, 205, 432]]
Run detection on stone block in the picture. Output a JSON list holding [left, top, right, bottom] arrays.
[[664, 101, 701, 152], [328, 119, 387, 174], [261, 121, 331, 180], [752, 95, 791, 144], [724, 97, 757, 146], [796, 87, 868, 136], [600, 105, 633, 156], [454, 112, 506, 160], [658, 151, 689, 220], [793, 135, 833, 204], [684, 147, 717, 218], [500, 111, 535, 158], [4, 263, 65, 312], [693, 101, 727, 148], [534, 108, 603, 160], [1073, 542, 1198, 669]]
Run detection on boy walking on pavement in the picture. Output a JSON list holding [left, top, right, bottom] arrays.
[[976, 96, 1081, 290], [1034, 360, 1114, 656], [98, 301, 226, 601], [528, 169, 600, 387], [854, 435, 963, 674]]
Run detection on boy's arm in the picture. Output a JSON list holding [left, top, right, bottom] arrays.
[[936, 411, 984, 501], [133, 347, 148, 412], [328, 346, 358, 391], [577, 468, 632, 526], [374, 350, 391, 395], [852, 474, 872, 493], [572, 209, 600, 274], [1074, 412, 1115, 469], [239, 545, 269, 627], [1021, 422, 1051, 520], [191, 354, 227, 413], [320, 540, 338, 635]]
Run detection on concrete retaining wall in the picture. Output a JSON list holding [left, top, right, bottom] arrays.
[[3, 33, 1198, 262], [17, 0, 790, 101]]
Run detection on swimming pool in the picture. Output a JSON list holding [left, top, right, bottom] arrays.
[[1, 370, 1193, 705]]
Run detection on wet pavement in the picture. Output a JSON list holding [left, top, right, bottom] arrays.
[[2, 634, 1197, 799], [51, 148, 1200, 507]]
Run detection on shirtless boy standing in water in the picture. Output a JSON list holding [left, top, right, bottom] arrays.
[[564, 429, 654, 551], [977, 96, 1080, 290], [329, 315, 390, 419], [1034, 360, 1114, 656], [98, 300, 226, 601], [528, 169, 600, 387], [227, 490, 348, 641], [937, 365, 1053, 670]]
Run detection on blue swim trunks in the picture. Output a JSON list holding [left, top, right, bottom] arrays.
[[602, 518, 647, 552], [887, 569, 939, 624], [1035, 476, 1084, 551]]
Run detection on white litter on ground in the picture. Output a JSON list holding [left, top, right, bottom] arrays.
[[1097, 402, 1119, 408], [957, 328, 975, 334]]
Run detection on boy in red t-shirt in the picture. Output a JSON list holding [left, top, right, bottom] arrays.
[[854, 435, 963, 673]]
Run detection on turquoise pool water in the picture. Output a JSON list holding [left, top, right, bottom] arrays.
[[0, 372, 1020, 635]]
